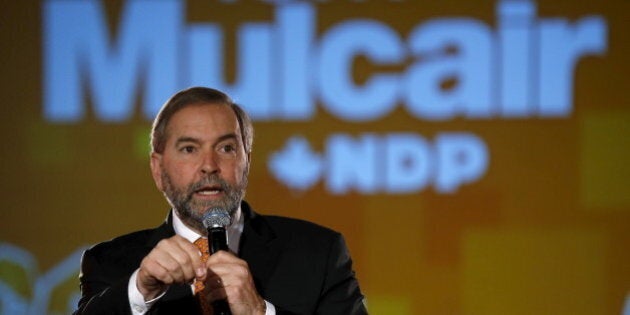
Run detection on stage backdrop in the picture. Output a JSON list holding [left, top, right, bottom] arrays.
[[0, 0, 628, 314]]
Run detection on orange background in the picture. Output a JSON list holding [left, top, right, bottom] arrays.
[[0, 1, 628, 314]]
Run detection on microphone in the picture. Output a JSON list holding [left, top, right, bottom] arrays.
[[202, 208, 232, 315]]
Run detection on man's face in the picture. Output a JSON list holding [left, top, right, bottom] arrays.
[[150, 103, 249, 232]]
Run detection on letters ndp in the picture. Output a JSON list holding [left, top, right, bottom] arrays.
[[43, 0, 607, 194]]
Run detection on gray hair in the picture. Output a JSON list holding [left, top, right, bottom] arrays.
[[150, 87, 254, 154]]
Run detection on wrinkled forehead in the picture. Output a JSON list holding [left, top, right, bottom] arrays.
[[164, 102, 241, 140]]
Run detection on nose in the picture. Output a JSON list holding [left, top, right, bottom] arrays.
[[200, 150, 219, 174]]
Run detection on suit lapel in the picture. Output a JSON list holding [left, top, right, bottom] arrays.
[[145, 212, 176, 248], [238, 202, 282, 296]]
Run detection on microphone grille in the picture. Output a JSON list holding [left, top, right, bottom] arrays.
[[202, 208, 232, 228]]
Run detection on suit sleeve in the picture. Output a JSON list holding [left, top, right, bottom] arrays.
[[314, 233, 368, 315], [73, 249, 134, 315]]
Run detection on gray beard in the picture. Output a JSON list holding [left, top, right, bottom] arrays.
[[161, 170, 247, 233]]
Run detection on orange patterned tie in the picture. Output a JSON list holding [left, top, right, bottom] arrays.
[[193, 237, 212, 315]]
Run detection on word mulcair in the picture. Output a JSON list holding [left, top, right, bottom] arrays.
[[44, 0, 606, 122], [42, 0, 606, 194]]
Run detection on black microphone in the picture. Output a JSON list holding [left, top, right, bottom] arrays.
[[202, 208, 232, 315]]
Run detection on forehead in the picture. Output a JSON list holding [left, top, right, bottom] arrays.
[[165, 103, 241, 138]]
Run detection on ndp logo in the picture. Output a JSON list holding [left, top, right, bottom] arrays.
[[43, 0, 607, 194]]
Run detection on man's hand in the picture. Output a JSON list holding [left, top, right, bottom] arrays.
[[202, 251, 266, 315], [136, 235, 206, 300]]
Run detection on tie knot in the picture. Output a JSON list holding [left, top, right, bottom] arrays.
[[194, 237, 210, 261]]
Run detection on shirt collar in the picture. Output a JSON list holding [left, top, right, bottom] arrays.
[[172, 206, 244, 253]]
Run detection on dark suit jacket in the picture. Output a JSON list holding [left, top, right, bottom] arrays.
[[74, 202, 367, 315]]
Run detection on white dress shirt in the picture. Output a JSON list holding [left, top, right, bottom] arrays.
[[128, 207, 275, 314]]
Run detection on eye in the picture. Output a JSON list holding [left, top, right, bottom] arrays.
[[180, 145, 196, 153], [218, 143, 237, 154], [221, 144, 235, 153]]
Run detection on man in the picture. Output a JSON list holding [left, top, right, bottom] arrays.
[[74, 87, 367, 315]]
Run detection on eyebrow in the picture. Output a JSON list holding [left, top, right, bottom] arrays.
[[174, 133, 239, 147], [174, 137, 201, 147], [216, 133, 239, 144]]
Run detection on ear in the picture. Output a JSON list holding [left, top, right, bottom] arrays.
[[242, 151, 252, 176], [150, 152, 164, 191]]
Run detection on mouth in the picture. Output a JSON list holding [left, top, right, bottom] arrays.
[[194, 185, 224, 197]]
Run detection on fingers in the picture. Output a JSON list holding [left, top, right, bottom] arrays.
[[202, 276, 227, 302], [137, 235, 206, 299], [160, 236, 204, 280], [206, 250, 248, 269], [204, 251, 252, 290], [201, 252, 265, 314]]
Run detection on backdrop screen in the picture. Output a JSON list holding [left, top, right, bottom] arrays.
[[1, 0, 629, 314]]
